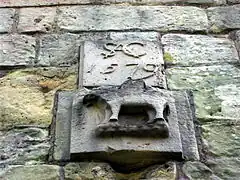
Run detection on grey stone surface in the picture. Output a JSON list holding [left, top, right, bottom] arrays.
[[80, 40, 166, 87], [70, 80, 182, 168], [173, 91, 199, 161], [52, 79, 199, 169], [182, 161, 220, 180], [0, 8, 15, 33], [162, 34, 239, 66], [0, 0, 226, 7], [109, 32, 161, 41], [207, 157, 240, 180], [234, 30, 240, 57], [227, 0, 240, 4], [50, 91, 74, 161], [207, 5, 240, 33], [0, 35, 36, 66], [57, 6, 208, 32], [203, 121, 240, 157], [38, 33, 108, 66], [167, 65, 240, 119], [18, 7, 56, 33], [64, 162, 115, 180], [0, 128, 49, 166], [64, 162, 177, 179], [0, 165, 61, 180]]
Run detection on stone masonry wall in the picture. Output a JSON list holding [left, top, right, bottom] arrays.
[[0, 0, 240, 179]]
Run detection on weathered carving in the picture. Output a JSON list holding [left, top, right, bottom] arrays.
[[80, 40, 166, 87], [82, 79, 170, 137], [101, 42, 146, 59]]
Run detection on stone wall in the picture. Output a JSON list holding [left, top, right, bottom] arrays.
[[0, 0, 240, 179]]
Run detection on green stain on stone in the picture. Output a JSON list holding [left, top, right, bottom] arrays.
[[163, 52, 175, 63]]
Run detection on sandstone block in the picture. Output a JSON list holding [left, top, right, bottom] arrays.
[[0, 165, 61, 180], [57, 6, 208, 32], [0, 8, 15, 33], [162, 34, 239, 66], [18, 7, 56, 33], [0, 35, 35, 66], [208, 5, 240, 32], [166, 65, 240, 118], [38, 33, 108, 66]]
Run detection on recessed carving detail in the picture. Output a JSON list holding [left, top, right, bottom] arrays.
[[50, 79, 200, 169], [82, 79, 170, 137]]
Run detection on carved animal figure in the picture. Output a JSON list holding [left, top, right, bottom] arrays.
[[82, 80, 170, 126]]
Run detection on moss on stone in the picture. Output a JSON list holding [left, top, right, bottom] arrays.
[[163, 52, 175, 63]]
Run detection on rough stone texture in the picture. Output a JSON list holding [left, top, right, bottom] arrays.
[[18, 7, 56, 33], [203, 121, 240, 180], [0, 128, 49, 166], [80, 40, 165, 87], [166, 65, 240, 119], [0, 0, 226, 7], [207, 5, 240, 33], [162, 34, 239, 66], [0, 35, 35, 66], [109, 32, 161, 41], [52, 81, 199, 169], [0, 165, 61, 180], [182, 161, 220, 180], [0, 8, 15, 33], [234, 30, 240, 57], [227, 0, 240, 4], [203, 121, 240, 157], [38, 33, 108, 66], [0, 67, 77, 129], [64, 162, 115, 180], [207, 157, 240, 180], [57, 6, 208, 32], [64, 162, 177, 179]]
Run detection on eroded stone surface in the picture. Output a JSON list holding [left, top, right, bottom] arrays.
[[203, 121, 240, 157], [234, 30, 240, 57], [109, 32, 161, 41], [0, 8, 15, 33], [57, 6, 208, 32], [0, 0, 226, 7], [80, 40, 165, 87], [227, 0, 240, 3], [0, 35, 35, 66], [162, 34, 239, 66], [206, 157, 240, 180], [182, 161, 220, 180], [18, 7, 56, 33], [166, 65, 240, 119], [0, 128, 49, 166], [0, 67, 77, 129], [64, 162, 177, 179], [38, 33, 108, 66], [0, 165, 61, 180], [208, 5, 240, 32]]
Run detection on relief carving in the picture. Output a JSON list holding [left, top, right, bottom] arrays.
[[101, 42, 147, 59], [82, 79, 170, 137]]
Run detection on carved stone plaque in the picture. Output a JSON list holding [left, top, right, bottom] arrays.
[[79, 41, 166, 88], [50, 80, 199, 170]]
